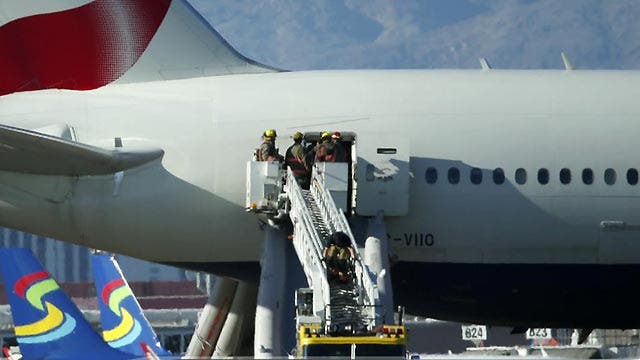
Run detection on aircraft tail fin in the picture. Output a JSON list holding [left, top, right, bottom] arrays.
[[91, 253, 171, 356], [0, 248, 133, 360], [0, 0, 277, 96]]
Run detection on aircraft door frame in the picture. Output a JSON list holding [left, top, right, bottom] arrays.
[[352, 132, 410, 216]]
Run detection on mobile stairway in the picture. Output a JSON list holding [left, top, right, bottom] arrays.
[[246, 160, 395, 356], [284, 165, 380, 334]]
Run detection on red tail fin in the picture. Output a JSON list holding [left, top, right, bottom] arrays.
[[140, 342, 161, 360], [2, 346, 15, 360], [0, 0, 276, 97], [0, 0, 170, 96]]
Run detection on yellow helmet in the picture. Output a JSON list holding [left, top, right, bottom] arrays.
[[321, 131, 331, 140], [292, 131, 303, 140], [264, 129, 277, 138]]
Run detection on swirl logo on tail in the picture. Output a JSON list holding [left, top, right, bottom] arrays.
[[101, 279, 142, 347], [13, 271, 77, 344]]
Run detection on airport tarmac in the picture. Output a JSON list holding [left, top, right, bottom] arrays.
[[404, 320, 640, 359], [405, 320, 527, 354]]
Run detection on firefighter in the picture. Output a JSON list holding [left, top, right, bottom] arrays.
[[315, 131, 335, 162], [331, 131, 348, 162], [285, 131, 310, 189], [323, 231, 355, 283], [258, 129, 283, 162]]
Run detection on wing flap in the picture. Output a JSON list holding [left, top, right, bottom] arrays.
[[0, 125, 163, 176]]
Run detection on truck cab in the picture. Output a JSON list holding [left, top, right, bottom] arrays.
[[297, 324, 407, 358]]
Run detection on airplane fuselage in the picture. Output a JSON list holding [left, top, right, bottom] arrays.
[[2, 69, 640, 327]]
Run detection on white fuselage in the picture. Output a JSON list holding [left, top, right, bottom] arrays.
[[1, 69, 639, 267]]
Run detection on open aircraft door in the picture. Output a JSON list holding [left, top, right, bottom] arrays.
[[353, 133, 410, 216]]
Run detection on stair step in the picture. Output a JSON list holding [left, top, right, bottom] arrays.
[[292, 179, 373, 330]]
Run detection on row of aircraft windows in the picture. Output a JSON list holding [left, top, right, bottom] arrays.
[[424, 167, 640, 186]]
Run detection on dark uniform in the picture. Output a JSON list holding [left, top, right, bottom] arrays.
[[285, 141, 309, 189], [304, 141, 317, 169], [331, 132, 348, 162], [332, 141, 347, 162], [323, 231, 354, 283]]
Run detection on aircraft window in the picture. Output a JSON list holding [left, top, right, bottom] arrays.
[[604, 168, 617, 185], [470, 168, 482, 184], [582, 168, 594, 185], [448, 167, 460, 184], [560, 168, 571, 184], [515, 168, 527, 185], [627, 168, 638, 185], [493, 168, 505, 184], [537, 168, 549, 184], [425, 167, 438, 184]]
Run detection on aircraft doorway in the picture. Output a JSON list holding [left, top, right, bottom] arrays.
[[298, 131, 410, 217], [301, 131, 355, 214]]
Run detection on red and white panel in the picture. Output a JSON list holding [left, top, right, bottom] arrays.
[[0, 0, 275, 97], [0, 0, 171, 96]]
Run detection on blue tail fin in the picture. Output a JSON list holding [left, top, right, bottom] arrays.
[[91, 253, 171, 356], [0, 248, 133, 360]]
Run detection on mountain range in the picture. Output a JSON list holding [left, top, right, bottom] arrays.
[[188, 0, 640, 70]]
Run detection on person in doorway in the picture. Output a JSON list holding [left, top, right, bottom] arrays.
[[315, 131, 335, 162], [285, 131, 310, 189], [257, 129, 283, 162], [330, 131, 348, 162], [304, 139, 317, 169], [323, 231, 355, 282]]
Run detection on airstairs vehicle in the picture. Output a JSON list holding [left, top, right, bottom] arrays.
[[246, 132, 409, 357]]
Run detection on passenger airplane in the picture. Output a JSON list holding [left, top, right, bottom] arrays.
[[0, 248, 136, 360], [91, 252, 171, 357], [1, 0, 639, 331]]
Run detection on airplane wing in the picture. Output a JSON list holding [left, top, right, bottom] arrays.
[[0, 125, 163, 176]]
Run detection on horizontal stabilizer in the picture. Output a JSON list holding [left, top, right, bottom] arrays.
[[0, 125, 163, 176]]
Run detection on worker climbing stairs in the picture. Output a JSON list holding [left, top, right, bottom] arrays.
[[283, 163, 380, 334], [246, 135, 408, 357]]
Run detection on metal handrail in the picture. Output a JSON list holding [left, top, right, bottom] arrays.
[[284, 169, 332, 317], [310, 166, 379, 324], [284, 164, 381, 328]]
